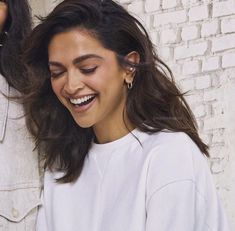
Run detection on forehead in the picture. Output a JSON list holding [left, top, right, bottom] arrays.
[[48, 28, 118, 66], [48, 29, 104, 56]]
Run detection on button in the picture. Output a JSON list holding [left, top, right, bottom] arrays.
[[12, 207, 19, 218]]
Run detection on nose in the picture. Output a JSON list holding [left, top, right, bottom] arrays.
[[63, 70, 85, 95]]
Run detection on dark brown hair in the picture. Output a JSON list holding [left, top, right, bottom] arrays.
[[23, 0, 209, 183], [0, 0, 31, 92]]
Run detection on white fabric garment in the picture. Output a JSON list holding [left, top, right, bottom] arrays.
[[37, 130, 230, 231], [0, 74, 41, 231]]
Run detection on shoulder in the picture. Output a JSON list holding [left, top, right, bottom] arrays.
[[143, 131, 210, 196]]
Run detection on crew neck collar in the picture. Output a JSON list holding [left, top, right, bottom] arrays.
[[89, 128, 149, 154]]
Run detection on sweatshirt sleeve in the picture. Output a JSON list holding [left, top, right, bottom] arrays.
[[145, 132, 230, 231], [146, 180, 208, 231]]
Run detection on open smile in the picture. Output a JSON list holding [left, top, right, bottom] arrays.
[[69, 94, 97, 113]]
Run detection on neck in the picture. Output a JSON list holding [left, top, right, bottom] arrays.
[[93, 115, 135, 144]]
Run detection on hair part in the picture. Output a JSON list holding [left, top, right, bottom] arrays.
[[24, 0, 209, 183]]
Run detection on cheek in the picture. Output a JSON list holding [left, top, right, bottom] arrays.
[[92, 68, 125, 92], [51, 80, 62, 98], [0, 5, 8, 26]]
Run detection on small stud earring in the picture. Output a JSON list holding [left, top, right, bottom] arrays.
[[129, 67, 134, 72]]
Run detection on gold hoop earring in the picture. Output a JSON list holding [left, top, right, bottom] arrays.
[[127, 82, 133, 90]]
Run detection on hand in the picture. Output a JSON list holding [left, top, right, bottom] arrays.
[[0, 1, 8, 33]]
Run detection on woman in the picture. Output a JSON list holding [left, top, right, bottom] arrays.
[[0, 0, 41, 230], [23, 0, 230, 230]]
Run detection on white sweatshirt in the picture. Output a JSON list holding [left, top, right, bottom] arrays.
[[37, 130, 230, 231]]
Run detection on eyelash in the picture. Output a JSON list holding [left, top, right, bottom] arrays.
[[80, 66, 97, 74], [50, 67, 98, 78], [50, 71, 65, 79]]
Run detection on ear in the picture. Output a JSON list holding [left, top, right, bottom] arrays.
[[123, 51, 140, 84]]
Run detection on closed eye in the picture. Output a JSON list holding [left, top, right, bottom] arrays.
[[80, 66, 97, 75], [50, 71, 65, 78]]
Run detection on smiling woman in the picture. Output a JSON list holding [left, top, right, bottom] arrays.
[[48, 29, 136, 138], [23, 0, 230, 230]]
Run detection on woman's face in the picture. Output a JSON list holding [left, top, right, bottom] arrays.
[[0, 1, 7, 32], [48, 29, 130, 129]]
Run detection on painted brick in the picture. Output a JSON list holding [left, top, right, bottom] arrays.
[[181, 25, 199, 41], [154, 10, 187, 27], [145, 0, 160, 13], [118, 0, 132, 4], [204, 116, 226, 130], [194, 104, 206, 118], [201, 20, 219, 37], [150, 30, 158, 45], [212, 130, 225, 144], [211, 158, 225, 174], [181, 0, 198, 6], [174, 42, 208, 60], [204, 89, 222, 101], [162, 0, 178, 9], [213, 102, 225, 116], [189, 5, 209, 22], [179, 78, 195, 92], [196, 119, 203, 130], [221, 18, 235, 34], [222, 53, 235, 68], [200, 133, 211, 145], [182, 60, 201, 75], [202, 56, 220, 72], [210, 145, 226, 158], [128, 1, 144, 14], [161, 29, 178, 44], [195, 75, 211, 90], [159, 47, 173, 61], [168, 62, 181, 78], [212, 34, 235, 52], [213, 1, 235, 17], [185, 93, 203, 106], [145, 15, 152, 29]]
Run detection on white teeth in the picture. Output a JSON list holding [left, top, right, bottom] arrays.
[[70, 95, 95, 105]]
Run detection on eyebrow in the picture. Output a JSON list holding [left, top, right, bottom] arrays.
[[48, 54, 103, 67]]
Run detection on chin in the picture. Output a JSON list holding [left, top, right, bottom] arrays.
[[73, 118, 94, 129]]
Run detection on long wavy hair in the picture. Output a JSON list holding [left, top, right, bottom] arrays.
[[0, 0, 31, 92], [23, 0, 209, 183]]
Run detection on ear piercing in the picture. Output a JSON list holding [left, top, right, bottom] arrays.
[[127, 82, 133, 89], [129, 67, 134, 72]]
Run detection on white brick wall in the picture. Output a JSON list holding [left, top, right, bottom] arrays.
[[174, 42, 208, 59], [188, 5, 209, 22], [181, 25, 199, 41], [33, 0, 235, 229], [222, 53, 235, 68], [202, 56, 220, 72], [201, 20, 219, 37], [162, 0, 178, 9], [160, 28, 179, 44], [221, 18, 235, 34], [212, 34, 235, 52], [213, 0, 235, 17], [154, 10, 187, 26]]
